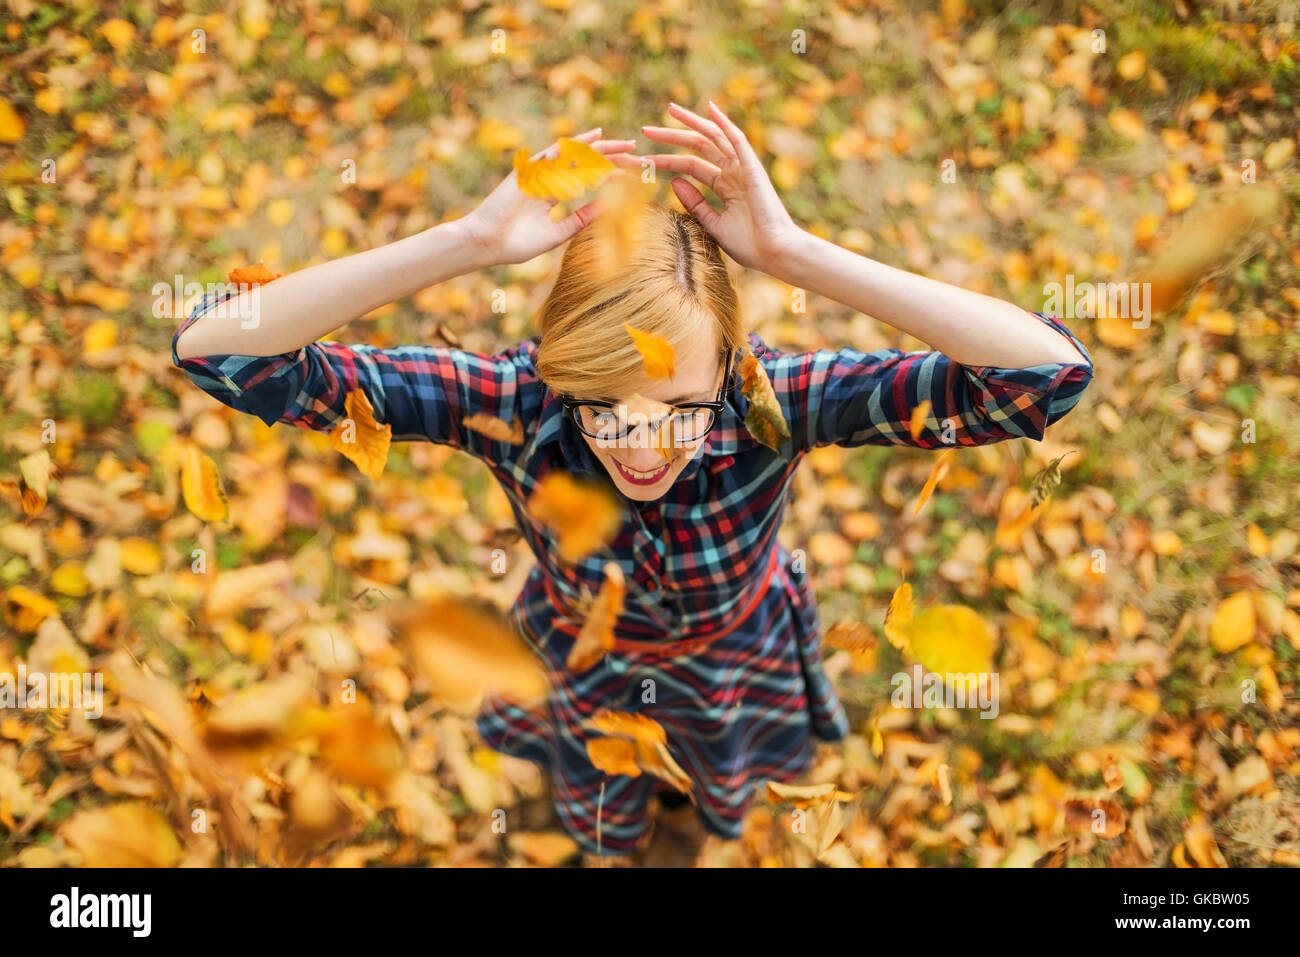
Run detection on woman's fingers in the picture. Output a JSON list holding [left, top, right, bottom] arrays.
[[665, 102, 736, 162], [705, 101, 763, 169], [635, 153, 722, 192], [639, 124, 726, 165]]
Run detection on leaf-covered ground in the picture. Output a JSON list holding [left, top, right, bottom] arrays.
[[1, 0, 1299, 867]]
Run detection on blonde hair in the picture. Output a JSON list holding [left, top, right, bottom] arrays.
[[535, 202, 745, 397]]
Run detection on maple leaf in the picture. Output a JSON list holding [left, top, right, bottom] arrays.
[[330, 388, 391, 480], [513, 137, 614, 202], [739, 354, 791, 452]]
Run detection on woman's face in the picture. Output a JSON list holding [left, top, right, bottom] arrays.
[[577, 345, 725, 502]]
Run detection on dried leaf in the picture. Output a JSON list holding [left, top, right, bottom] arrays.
[[623, 323, 676, 379], [527, 471, 622, 562], [513, 137, 614, 202], [566, 562, 625, 672], [180, 444, 228, 522], [739, 354, 791, 453], [61, 802, 182, 867], [462, 413, 524, 445], [329, 389, 391, 480]]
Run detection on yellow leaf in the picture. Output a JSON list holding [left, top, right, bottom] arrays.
[[883, 582, 915, 651], [623, 323, 676, 379], [513, 136, 614, 202], [739, 354, 791, 452], [526, 471, 622, 562], [1164, 180, 1197, 214], [51, 561, 89, 597], [1210, 590, 1256, 653], [61, 802, 182, 867], [180, 444, 229, 522], [590, 173, 656, 282], [905, 604, 995, 677], [83, 318, 118, 354], [566, 562, 625, 672], [765, 781, 855, 807], [330, 389, 391, 480]]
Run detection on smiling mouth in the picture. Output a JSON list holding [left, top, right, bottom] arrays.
[[611, 459, 670, 486]]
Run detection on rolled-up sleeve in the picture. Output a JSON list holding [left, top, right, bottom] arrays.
[[758, 312, 1095, 452], [170, 290, 534, 459]]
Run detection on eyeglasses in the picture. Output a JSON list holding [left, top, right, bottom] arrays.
[[561, 349, 735, 446]]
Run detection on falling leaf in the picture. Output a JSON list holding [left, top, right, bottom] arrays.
[[462, 413, 524, 445], [587, 709, 692, 794], [905, 604, 995, 678], [623, 323, 676, 379], [823, 621, 875, 652], [513, 137, 614, 202], [739, 354, 791, 453], [591, 173, 656, 282], [61, 802, 182, 867], [330, 389, 391, 480], [913, 448, 953, 515], [526, 471, 622, 562], [566, 562, 625, 672], [586, 736, 641, 777], [1028, 451, 1074, 506], [180, 444, 229, 522], [398, 596, 549, 707], [883, 583, 915, 651], [1136, 187, 1281, 313], [908, 399, 932, 440]]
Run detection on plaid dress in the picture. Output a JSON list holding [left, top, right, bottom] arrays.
[[172, 293, 1095, 855]]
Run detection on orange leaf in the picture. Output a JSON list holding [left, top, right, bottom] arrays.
[[527, 471, 622, 563], [586, 737, 641, 777], [462, 413, 524, 445], [329, 389, 391, 480], [180, 443, 229, 523], [823, 621, 875, 653], [399, 597, 549, 708], [566, 562, 625, 672], [1064, 796, 1126, 839], [228, 262, 283, 286], [739, 354, 791, 452], [908, 399, 932, 441], [913, 448, 953, 516]]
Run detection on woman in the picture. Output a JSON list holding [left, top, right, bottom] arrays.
[[172, 102, 1095, 865]]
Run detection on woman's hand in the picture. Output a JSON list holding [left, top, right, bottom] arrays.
[[639, 101, 803, 272], [461, 128, 640, 267]]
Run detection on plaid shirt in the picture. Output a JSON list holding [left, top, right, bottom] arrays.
[[173, 293, 1095, 855]]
